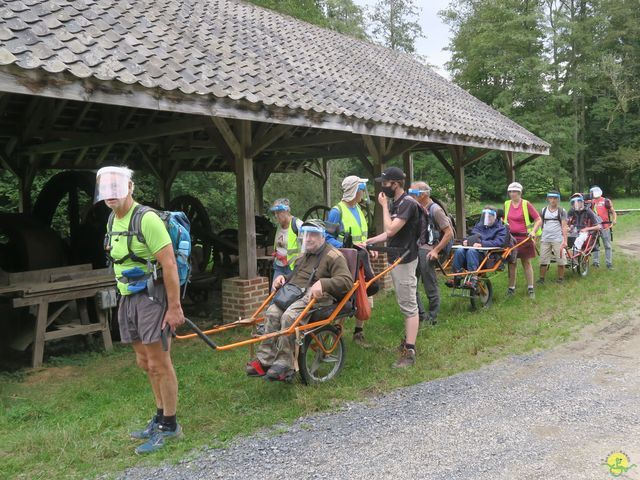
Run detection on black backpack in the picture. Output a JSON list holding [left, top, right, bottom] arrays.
[[419, 202, 454, 256], [541, 207, 566, 228]]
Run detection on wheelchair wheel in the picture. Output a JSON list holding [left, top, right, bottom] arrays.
[[470, 278, 493, 310], [298, 325, 345, 385], [578, 255, 589, 277]]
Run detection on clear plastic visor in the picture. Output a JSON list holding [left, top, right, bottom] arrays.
[[94, 170, 131, 203], [481, 209, 497, 226], [299, 227, 325, 254]]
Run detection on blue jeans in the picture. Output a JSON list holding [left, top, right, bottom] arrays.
[[453, 248, 484, 273], [272, 263, 292, 282]]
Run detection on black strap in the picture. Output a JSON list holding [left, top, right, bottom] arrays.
[[104, 205, 156, 266]]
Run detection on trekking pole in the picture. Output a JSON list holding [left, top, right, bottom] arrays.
[[161, 319, 219, 351]]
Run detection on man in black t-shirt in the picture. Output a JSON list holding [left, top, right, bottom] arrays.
[[363, 167, 421, 368]]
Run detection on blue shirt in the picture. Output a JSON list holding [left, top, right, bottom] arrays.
[[325, 204, 363, 248]]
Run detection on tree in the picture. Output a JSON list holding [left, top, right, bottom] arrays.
[[369, 0, 423, 54]]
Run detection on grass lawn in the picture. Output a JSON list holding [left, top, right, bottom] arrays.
[[1, 205, 639, 480]]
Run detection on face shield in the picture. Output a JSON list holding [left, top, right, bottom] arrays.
[[299, 225, 325, 254], [547, 192, 560, 205], [408, 188, 428, 198], [570, 196, 584, 211], [269, 203, 290, 214], [94, 167, 132, 203], [590, 187, 603, 199], [480, 209, 497, 227]]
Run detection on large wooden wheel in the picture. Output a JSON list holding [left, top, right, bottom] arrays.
[[303, 205, 332, 221]]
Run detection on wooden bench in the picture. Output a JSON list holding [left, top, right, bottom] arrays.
[[1, 264, 116, 368]]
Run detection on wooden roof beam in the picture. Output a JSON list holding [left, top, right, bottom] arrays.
[[514, 154, 540, 169], [462, 148, 491, 168], [430, 148, 454, 177], [26, 117, 208, 155]]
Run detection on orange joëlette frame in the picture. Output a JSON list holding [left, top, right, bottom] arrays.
[[438, 236, 533, 278], [564, 229, 600, 261], [176, 253, 405, 351]]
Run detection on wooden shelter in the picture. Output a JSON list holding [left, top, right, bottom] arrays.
[[0, 0, 550, 320]]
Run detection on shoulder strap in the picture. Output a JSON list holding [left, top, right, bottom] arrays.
[[291, 217, 299, 236], [541, 207, 547, 225], [122, 205, 156, 266]]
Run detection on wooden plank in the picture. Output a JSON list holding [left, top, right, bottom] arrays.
[[44, 323, 104, 341], [514, 153, 540, 169], [8, 264, 93, 284], [211, 116, 242, 160], [248, 123, 291, 157], [362, 134, 381, 162], [235, 120, 258, 279], [451, 146, 466, 238], [357, 153, 375, 177], [403, 151, 414, 185], [431, 148, 454, 177], [49, 268, 111, 282], [462, 148, 491, 168], [26, 117, 207, 155], [22, 277, 114, 296], [13, 284, 114, 307], [322, 159, 331, 206], [502, 151, 515, 183], [31, 300, 47, 368]]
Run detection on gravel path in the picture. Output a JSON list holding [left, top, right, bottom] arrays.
[[119, 302, 640, 480]]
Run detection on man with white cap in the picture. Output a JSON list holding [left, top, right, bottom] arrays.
[[326, 175, 370, 345], [589, 186, 616, 269], [98, 166, 185, 454]]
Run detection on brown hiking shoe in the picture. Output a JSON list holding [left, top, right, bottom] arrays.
[[353, 331, 370, 348], [392, 348, 416, 368]]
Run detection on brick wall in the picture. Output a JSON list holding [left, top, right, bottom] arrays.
[[370, 252, 394, 291], [222, 276, 270, 324]]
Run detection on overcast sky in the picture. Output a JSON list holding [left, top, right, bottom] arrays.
[[353, 0, 453, 77]]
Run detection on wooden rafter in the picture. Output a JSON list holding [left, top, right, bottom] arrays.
[[248, 123, 292, 157], [462, 148, 491, 168], [26, 118, 207, 155], [514, 154, 540, 169], [430, 148, 454, 176]]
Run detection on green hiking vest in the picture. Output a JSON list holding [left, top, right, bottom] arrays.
[[273, 217, 300, 267], [504, 199, 540, 236], [336, 201, 368, 243]]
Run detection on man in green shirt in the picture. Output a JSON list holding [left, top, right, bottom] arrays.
[[98, 166, 184, 454]]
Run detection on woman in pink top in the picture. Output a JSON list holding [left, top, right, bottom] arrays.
[[504, 182, 542, 298]]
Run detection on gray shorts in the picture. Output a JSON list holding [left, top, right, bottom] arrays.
[[390, 258, 419, 318], [117, 284, 167, 344]]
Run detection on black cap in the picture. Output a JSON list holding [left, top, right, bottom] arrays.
[[375, 167, 406, 182]]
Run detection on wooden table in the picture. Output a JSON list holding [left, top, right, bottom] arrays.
[[1, 264, 116, 368]]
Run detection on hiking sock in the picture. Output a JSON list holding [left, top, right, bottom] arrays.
[[405, 343, 415, 351], [354, 327, 364, 335], [155, 408, 164, 423], [527, 285, 534, 290], [161, 415, 177, 431]]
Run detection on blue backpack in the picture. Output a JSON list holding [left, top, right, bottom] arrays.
[[105, 205, 192, 288]]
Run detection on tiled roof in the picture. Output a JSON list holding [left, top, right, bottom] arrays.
[[0, 0, 550, 153]]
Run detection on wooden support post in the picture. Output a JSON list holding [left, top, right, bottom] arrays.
[[373, 160, 385, 235], [451, 146, 466, 238], [32, 300, 47, 368], [235, 120, 257, 279], [403, 151, 414, 185], [502, 151, 515, 184], [254, 164, 267, 214], [322, 158, 331, 206], [17, 162, 36, 214]]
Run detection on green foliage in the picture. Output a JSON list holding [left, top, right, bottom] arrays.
[[442, 0, 640, 197], [246, 0, 368, 39], [369, 0, 423, 53]]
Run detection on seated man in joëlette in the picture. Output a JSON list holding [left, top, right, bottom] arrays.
[[447, 206, 507, 289], [246, 219, 354, 382]]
